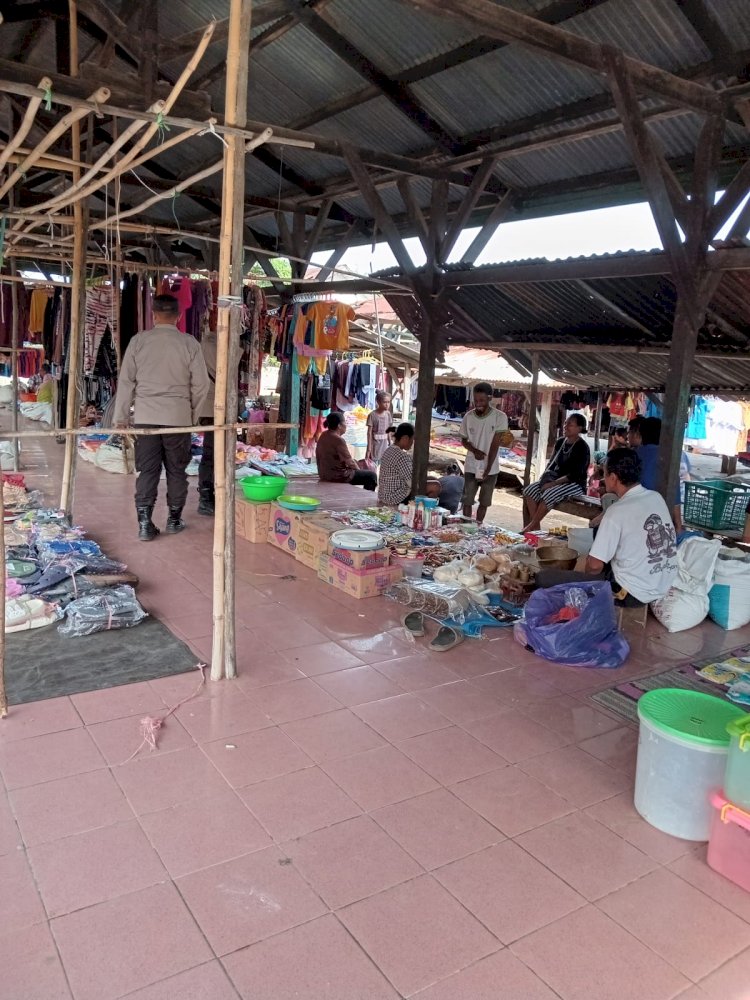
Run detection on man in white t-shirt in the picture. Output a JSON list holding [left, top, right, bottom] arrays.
[[459, 382, 509, 523], [537, 448, 678, 605]]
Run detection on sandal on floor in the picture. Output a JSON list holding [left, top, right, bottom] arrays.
[[402, 611, 425, 638], [429, 625, 464, 652]]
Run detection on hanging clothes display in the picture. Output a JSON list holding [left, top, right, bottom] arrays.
[[120, 273, 154, 355], [0, 282, 28, 349], [304, 300, 355, 351], [28, 288, 50, 337], [84, 285, 117, 375]]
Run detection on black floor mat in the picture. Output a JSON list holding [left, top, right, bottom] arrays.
[[4, 618, 198, 705]]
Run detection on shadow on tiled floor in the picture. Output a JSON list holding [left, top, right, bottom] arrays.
[[1, 425, 749, 999]]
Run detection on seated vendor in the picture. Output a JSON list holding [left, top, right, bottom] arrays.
[[377, 423, 414, 506], [628, 416, 684, 531], [522, 414, 590, 532], [426, 465, 465, 514], [315, 412, 377, 491], [537, 448, 678, 606], [35, 363, 55, 404]]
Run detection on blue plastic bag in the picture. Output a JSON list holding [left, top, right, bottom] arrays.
[[517, 581, 629, 669]]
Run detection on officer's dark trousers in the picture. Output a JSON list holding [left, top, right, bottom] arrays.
[[134, 425, 192, 509]]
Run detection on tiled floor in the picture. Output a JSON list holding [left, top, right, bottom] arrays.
[[1, 429, 750, 998]]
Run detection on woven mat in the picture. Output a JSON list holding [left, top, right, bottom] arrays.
[[589, 644, 750, 726]]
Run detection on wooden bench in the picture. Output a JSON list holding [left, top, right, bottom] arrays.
[[555, 497, 602, 522]]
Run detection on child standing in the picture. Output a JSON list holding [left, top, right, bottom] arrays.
[[366, 391, 393, 466]]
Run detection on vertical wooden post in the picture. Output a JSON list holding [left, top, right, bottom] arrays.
[[402, 365, 412, 422], [535, 392, 552, 481], [211, 0, 252, 682], [523, 355, 539, 487], [60, 0, 85, 518], [0, 481, 6, 718], [289, 354, 300, 456], [593, 390, 603, 453], [411, 320, 437, 495], [9, 258, 19, 472]]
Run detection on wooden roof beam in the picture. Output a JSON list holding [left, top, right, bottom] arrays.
[[158, 0, 301, 61], [298, 7, 456, 155], [399, 0, 723, 115], [674, 0, 748, 80]]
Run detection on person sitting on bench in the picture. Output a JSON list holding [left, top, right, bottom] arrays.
[[522, 414, 590, 532], [536, 447, 678, 607]]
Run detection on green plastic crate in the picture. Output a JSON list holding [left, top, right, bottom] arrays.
[[683, 479, 750, 532]]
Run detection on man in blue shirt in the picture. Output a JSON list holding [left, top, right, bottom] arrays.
[[628, 417, 684, 531]]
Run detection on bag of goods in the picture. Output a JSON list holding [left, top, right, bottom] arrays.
[[516, 581, 629, 668], [652, 536, 722, 633], [709, 550, 750, 631]]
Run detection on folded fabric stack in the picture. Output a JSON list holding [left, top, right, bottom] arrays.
[[59, 585, 147, 637]]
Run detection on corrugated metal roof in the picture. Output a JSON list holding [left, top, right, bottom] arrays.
[[705, 0, 750, 49]]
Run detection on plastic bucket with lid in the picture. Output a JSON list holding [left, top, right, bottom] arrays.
[[634, 688, 746, 841], [725, 714, 750, 810], [707, 792, 750, 893]]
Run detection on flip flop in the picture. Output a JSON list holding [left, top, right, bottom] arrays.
[[5, 559, 38, 579], [402, 611, 425, 638], [429, 625, 465, 652]]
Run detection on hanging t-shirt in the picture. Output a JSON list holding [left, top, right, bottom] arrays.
[[306, 302, 355, 351], [589, 484, 678, 604], [460, 406, 509, 476]]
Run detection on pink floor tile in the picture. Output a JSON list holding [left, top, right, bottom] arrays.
[[0, 727, 105, 790], [224, 913, 400, 1000], [70, 681, 165, 725], [435, 840, 585, 944], [281, 640, 365, 676], [88, 712, 195, 765], [516, 811, 657, 901], [138, 785, 271, 877], [518, 745, 630, 808], [28, 819, 167, 917], [463, 709, 568, 763], [52, 882, 212, 1000], [0, 794, 22, 856], [176, 846, 327, 956], [238, 765, 361, 840], [10, 768, 133, 847], [687, 948, 750, 1000], [148, 669, 222, 704], [164, 612, 213, 640], [281, 709, 385, 762], [0, 696, 82, 744], [471, 667, 561, 706], [511, 905, 689, 1000], [598, 867, 750, 981], [397, 726, 507, 786], [414, 948, 560, 1000], [322, 745, 439, 811], [521, 694, 622, 742], [313, 665, 403, 706], [307, 610, 377, 641], [373, 653, 462, 692], [577, 726, 639, 775], [0, 923, 71, 1000], [122, 961, 240, 1000], [114, 745, 230, 815], [339, 874, 499, 996], [234, 658, 307, 689], [372, 787, 502, 870], [252, 618, 329, 651], [175, 688, 273, 742], [416, 680, 507, 725], [201, 726, 312, 788], [585, 793, 694, 864], [669, 847, 750, 924], [250, 677, 342, 724], [451, 765, 574, 837], [0, 850, 46, 930], [352, 692, 451, 742], [336, 630, 415, 664], [286, 814, 421, 908]]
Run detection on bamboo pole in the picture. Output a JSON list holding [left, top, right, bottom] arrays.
[[0, 422, 295, 441], [211, 0, 253, 683], [0, 481, 6, 719], [10, 259, 19, 473], [523, 355, 540, 488], [89, 130, 272, 231], [0, 77, 52, 173], [60, 1, 87, 519], [0, 88, 110, 202]]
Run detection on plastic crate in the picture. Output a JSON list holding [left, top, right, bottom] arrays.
[[683, 479, 750, 532]]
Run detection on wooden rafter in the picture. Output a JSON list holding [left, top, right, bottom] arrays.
[[459, 192, 513, 265], [674, 0, 747, 78]]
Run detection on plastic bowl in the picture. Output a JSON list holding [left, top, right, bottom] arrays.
[[392, 554, 425, 579], [240, 476, 288, 502]]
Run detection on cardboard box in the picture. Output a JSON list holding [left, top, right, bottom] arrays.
[[295, 514, 341, 570], [235, 499, 272, 543], [318, 553, 403, 600], [267, 502, 303, 556], [328, 543, 390, 572]]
